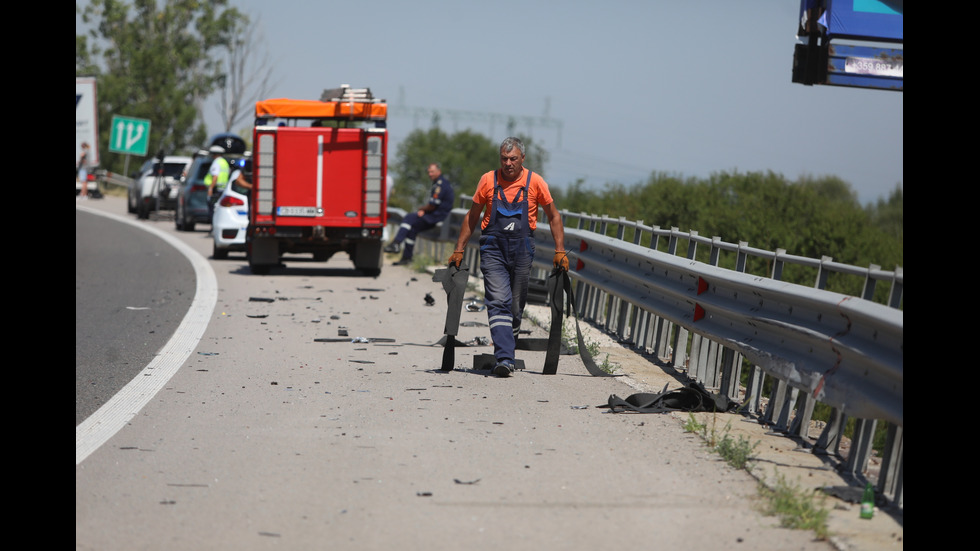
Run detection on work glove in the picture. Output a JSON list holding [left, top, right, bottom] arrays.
[[448, 250, 464, 268], [553, 250, 569, 271]]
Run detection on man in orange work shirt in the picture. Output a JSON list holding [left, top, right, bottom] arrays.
[[448, 137, 568, 377]]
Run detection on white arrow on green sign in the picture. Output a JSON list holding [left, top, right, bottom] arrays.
[[109, 115, 151, 156]]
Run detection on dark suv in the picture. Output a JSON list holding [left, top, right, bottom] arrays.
[[174, 133, 248, 231]]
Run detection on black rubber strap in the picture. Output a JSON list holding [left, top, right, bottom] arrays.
[[600, 381, 734, 413], [543, 268, 610, 377], [434, 265, 469, 371]]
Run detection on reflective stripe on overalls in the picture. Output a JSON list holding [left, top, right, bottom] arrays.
[[479, 170, 535, 363]]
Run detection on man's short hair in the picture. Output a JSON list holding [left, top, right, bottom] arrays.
[[500, 137, 525, 156]]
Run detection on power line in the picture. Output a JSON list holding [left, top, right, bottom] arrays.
[[388, 89, 563, 147]]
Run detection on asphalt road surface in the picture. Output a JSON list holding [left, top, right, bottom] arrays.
[[76, 208, 195, 425], [76, 195, 901, 551]]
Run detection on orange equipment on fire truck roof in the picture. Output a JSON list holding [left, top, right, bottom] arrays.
[[254, 87, 387, 120]]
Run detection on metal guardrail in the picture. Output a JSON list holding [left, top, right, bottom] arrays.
[[99, 170, 133, 190], [389, 199, 903, 509]]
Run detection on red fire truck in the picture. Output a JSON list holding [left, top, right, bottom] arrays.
[[247, 86, 388, 276]]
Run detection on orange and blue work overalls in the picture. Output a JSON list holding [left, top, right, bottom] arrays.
[[479, 169, 535, 365]]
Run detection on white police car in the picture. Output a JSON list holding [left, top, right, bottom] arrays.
[[211, 157, 251, 260]]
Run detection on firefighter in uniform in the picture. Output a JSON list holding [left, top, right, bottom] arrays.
[[385, 163, 455, 265], [205, 145, 230, 220], [448, 137, 568, 377]]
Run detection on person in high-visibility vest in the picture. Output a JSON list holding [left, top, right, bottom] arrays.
[[205, 145, 230, 220]]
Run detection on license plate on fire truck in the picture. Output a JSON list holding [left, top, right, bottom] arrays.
[[277, 206, 322, 217]]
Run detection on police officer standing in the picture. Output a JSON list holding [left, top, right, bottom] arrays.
[[385, 163, 455, 265], [205, 145, 230, 220]]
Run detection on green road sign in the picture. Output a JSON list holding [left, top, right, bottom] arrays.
[[109, 116, 151, 156]]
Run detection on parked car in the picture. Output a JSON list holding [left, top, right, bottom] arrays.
[[174, 151, 212, 232], [128, 155, 193, 219], [211, 157, 252, 259], [175, 133, 250, 232]]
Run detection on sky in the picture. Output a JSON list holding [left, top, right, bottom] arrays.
[[203, 0, 902, 205]]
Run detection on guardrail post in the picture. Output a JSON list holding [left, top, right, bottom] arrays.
[[705, 340, 722, 389], [736, 241, 749, 273], [608, 294, 622, 337], [861, 263, 881, 300], [815, 256, 833, 289], [573, 279, 588, 319], [689, 333, 705, 380], [888, 267, 903, 309], [709, 237, 722, 266], [764, 378, 789, 428], [686, 230, 699, 260], [597, 288, 610, 330], [719, 347, 742, 402], [616, 217, 627, 241], [648, 225, 661, 250], [667, 227, 680, 255], [636, 309, 653, 354], [743, 366, 765, 415], [776, 386, 799, 432], [672, 324, 689, 372], [771, 248, 786, 281], [878, 424, 903, 508], [788, 392, 817, 439], [843, 418, 877, 477], [653, 315, 671, 361], [813, 408, 847, 456]]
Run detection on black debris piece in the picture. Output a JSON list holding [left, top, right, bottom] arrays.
[[600, 382, 738, 413]]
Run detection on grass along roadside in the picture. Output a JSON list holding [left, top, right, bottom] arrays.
[[683, 412, 830, 541]]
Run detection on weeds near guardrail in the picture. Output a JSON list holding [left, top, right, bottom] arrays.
[[683, 413, 759, 471], [758, 472, 830, 541], [683, 413, 830, 541]]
